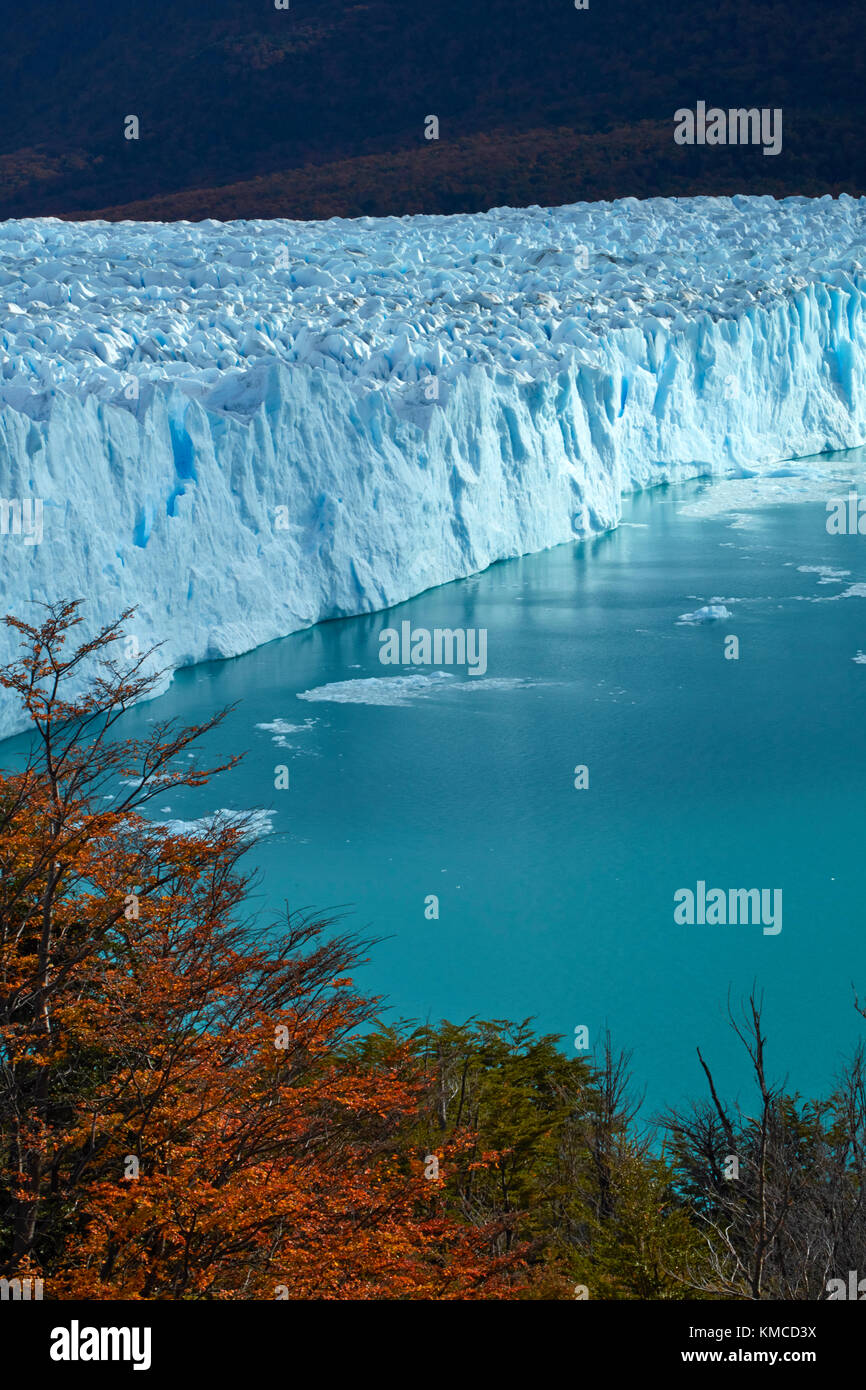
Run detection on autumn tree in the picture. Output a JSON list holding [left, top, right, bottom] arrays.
[[0, 601, 523, 1299]]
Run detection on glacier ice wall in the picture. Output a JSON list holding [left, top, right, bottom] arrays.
[[0, 194, 865, 736]]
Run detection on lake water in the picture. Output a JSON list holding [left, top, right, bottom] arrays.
[[14, 450, 866, 1119]]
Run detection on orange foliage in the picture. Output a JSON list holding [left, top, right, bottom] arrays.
[[0, 602, 525, 1299]]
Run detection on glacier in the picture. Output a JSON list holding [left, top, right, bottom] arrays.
[[0, 193, 865, 736]]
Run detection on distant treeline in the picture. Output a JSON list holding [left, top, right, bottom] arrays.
[[0, 0, 862, 220]]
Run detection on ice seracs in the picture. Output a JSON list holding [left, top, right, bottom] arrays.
[[0, 194, 865, 737]]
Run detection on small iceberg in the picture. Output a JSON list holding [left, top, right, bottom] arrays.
[[678, 603, 732, 624]]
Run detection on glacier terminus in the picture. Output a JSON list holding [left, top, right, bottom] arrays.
[[0, 193, 865, 736]]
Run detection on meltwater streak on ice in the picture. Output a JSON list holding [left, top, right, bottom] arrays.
[[0, 195, 866, 735], [36, 467, 862, 1117]]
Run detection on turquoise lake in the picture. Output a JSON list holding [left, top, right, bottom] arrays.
[[12, 451, 866, 1120]]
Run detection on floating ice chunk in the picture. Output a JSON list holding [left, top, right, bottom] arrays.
[[151, 808, 276, 839], [296, 673, 544, 705], [813, 582, 866, 602], [797, 565, 850, 584], [678, 603, 733, 624], [255, 717, 317, 735], [297, 673, 454, 706]]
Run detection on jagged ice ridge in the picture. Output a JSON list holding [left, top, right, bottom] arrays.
[[0, 194, 865, 735]]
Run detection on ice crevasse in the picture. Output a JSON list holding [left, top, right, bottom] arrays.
[[0, 193, 865, 735]]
